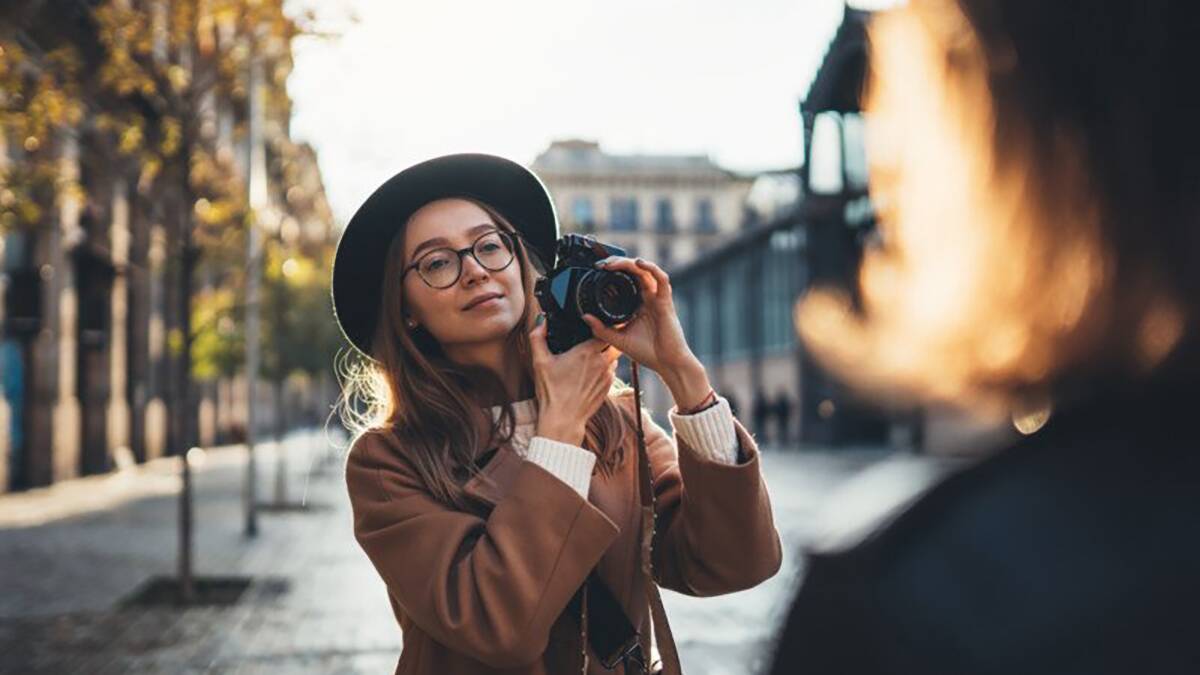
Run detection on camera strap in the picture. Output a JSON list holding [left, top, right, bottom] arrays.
[[630, 361, 682, 675], [566, 362, 680, 674]]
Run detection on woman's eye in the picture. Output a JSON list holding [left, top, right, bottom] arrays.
[[479, 242, 501, 252], [423, 258, 448, 271]]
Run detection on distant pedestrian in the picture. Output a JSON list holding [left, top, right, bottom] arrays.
[[228, 421, 246, 445], [332, 154, 781, 675], [725, 391, 740, 418], [753, 390, 771, 446], [773, 391, 793, 447], [772, 1, 1200, 674]]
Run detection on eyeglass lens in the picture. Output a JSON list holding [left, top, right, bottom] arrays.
[[417, 231, 513, 288]]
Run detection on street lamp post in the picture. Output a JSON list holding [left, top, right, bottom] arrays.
[[243, 33, 269, 539]]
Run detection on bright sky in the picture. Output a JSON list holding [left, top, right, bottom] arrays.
[[286, 0, 855, 225]]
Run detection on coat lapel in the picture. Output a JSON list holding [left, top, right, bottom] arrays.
[[460, 442, 631, 534], [461, 443, 526, 508]]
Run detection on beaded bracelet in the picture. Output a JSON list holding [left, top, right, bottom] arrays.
[[676, 388, 718, 416]]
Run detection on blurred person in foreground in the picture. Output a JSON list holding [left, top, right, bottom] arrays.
[[771, 1, 1200, 674]]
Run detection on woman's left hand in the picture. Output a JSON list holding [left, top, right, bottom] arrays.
[[582, 256, 700, 376]]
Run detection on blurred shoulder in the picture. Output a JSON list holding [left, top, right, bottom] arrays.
[[344, 426, 443, 509], [806, 426, 1116, 594], [791, 402, 1200, 673], [346, 427, 420, 479], [348, 427, 395, 460]]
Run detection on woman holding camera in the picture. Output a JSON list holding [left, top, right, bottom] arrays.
[[332, 154, 781, 675]]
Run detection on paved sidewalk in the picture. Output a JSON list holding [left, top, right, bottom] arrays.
[[0, 433, 890, 674], [1, 432, 401, 674], [662, 445, 889, 675]]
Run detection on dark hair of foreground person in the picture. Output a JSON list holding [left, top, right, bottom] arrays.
[[772, 0, 1200, 673]]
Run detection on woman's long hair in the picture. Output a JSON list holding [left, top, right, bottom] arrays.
[[337, 198, 633, 509], [796, 0, 1199, 415]]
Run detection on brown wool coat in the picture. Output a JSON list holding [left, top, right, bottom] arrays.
[[345, 390, 783, 674]]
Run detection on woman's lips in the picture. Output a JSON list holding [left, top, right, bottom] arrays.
[[463, 295, 504, 311]]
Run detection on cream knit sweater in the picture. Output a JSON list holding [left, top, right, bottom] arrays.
[[488, 395, 741, 498]]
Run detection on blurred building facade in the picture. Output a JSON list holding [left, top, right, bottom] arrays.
[[671, 217, 809, 443], [667, 5, 903, 448], [0, 1, 338, 493], [530, 139, 754, 271], [531, 140, 792, 419]]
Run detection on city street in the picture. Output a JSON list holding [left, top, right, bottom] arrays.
[[0, 432, 891, 674], [4, 0, 1194, 672]]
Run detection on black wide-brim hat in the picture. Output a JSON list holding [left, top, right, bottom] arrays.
[[331, 153, 559, 359]]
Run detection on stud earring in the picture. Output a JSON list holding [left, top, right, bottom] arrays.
[[406, 319, 418, 329]]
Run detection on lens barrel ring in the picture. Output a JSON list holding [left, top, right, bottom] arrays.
[[575, 268, 641, 324]]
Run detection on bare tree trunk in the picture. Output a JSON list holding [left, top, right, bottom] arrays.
[[176, 178, 198, 604], [272, 378, 287, 504], [243, 40, 267, 537]]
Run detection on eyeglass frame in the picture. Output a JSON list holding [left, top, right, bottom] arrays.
[[400, 228, 523, 289]]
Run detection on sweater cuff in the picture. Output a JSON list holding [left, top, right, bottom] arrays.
[[525, 437, 597, 498], [669, 396, 739, 464]]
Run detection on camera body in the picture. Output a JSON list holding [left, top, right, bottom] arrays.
[[533, 234, 642, 354]]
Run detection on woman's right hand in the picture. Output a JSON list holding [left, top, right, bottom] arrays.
[[529, 314, 622, 447]]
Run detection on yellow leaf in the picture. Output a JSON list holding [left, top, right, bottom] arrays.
[[119, 124, 143, 154], [167, 64, 190, 92]]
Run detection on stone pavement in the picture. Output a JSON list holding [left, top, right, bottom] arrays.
[[0, 433, 890, 674], [663, 445, 890, 675]]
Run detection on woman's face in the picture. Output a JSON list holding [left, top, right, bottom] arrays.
[[400, 198, 527, 354]]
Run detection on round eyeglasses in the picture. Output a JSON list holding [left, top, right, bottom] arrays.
[[401, 229, 517, 289]]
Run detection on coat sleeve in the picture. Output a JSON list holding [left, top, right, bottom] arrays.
[[345, 430, 620, 668], [618, 391, 783, 596]]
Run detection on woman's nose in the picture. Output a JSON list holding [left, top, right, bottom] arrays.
[[459, 253, 489, 285]]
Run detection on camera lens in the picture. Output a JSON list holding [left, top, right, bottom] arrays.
[[577, 270, 640, 324]]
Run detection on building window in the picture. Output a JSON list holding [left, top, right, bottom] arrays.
[[692, 278, 717, 360], [655, 198, 675, 233], [609, 197, 639, 231], [656, 242, 672, 269], [763, 225, 803, 352], [676, 292, 692, 341], [2, 229, 30, 268], [719, 256, 749, 358], [695, 198, 716, 233], [842, 113, 869, 190], [3, 231, 41, 338], [571, 197, 594, 233], [808, 111, 845, 195]]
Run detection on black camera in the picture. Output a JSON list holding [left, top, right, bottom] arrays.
[[533, 234, 642, 354]]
